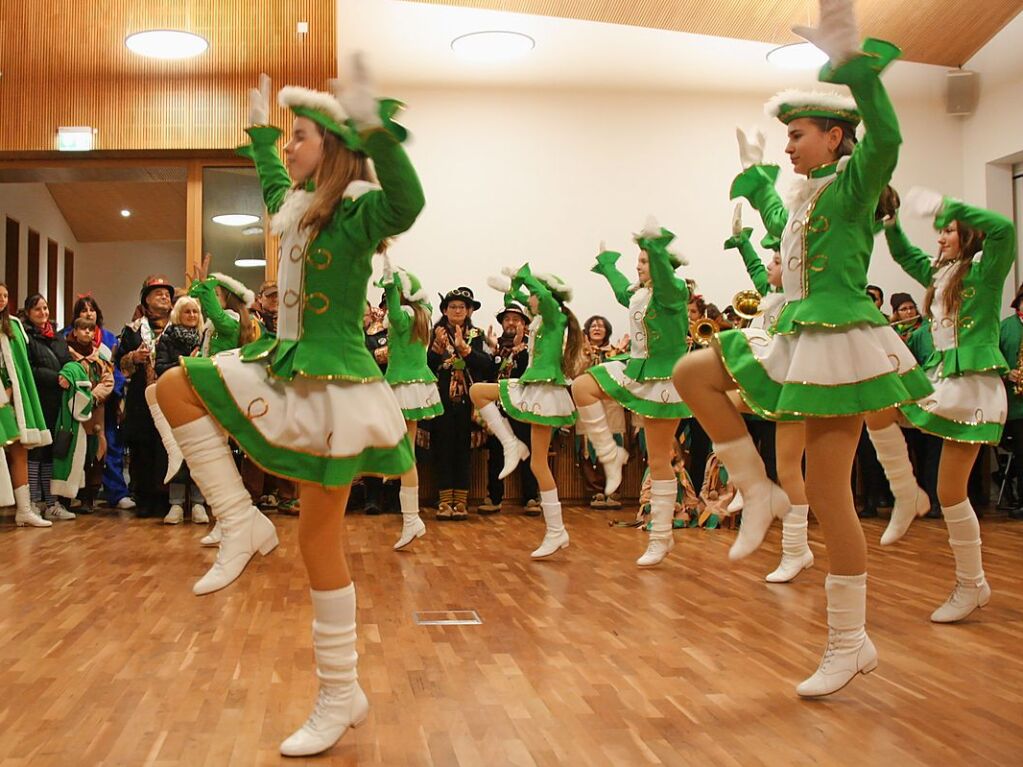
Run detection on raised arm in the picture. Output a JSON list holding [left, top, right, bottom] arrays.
[[514, 265, 561, 327], [189, 279, 240, 341], [729, 164, 788, 238], [645, 238, 688, 312], [350, 129, 426, 242], [938, 198, 1017, 284], [382, 277, 411, 334], [591, 249, 633, 308], [883, 221, 934, 288]]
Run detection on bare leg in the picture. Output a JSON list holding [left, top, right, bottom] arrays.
[[8, 442, 28, 487], [637, 417, 681, 566], [775, 422, 807, 506], [765, 421, 814, 584], [473, 382, 529, 480], [530, 423, 569, 558], [931, 440, 990, 622], [400, 420, 419, 488], [674, 349, 788, 559], [298, 483, 352, 590], [529, 423, 555, 492], [469, 382, 500, 409]]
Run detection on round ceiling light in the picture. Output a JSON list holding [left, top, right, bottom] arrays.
[[212, 214, 260, 227], [120, 209, 132, 218], [766, 42, 828, 70], [451, 31, 535, 62], [234, 258, 267, 268], [125, 30, 209, 60]]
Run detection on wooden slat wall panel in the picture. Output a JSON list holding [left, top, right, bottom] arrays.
[[46, 239, 58, 325], [406, 0, 1023, 67], [4, 219, 18, 307], [0, 0, 336, 151], [26, 230, 40, 298], [63, 248, 74, 327]]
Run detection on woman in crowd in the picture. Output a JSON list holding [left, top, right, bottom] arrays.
[[472, 265, 583, 558], [572, 220, 692, 567], [0, 284, 53, 527], [22, 293, 73, 520]]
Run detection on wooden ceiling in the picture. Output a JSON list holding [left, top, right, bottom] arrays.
[[0, 0, 336, 151], [46, 180, 187, 242], [404, 0, 1023, 66]]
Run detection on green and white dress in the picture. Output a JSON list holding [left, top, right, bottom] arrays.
[[589, 228, 692, 420], [0, 316, 52, 448], [381, 269, 443, 421], [721, 39, 931, 420], [181, 125, 425, 487], [497, 266, 577, 428], [887, 201, 1016, 444]]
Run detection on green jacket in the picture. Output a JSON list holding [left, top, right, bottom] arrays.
[[725, 226, 770, 297], [512, 266, 568, 385], [730, 39, 902, 335], [237, 126, 425, 381], [906, 319, 934, 366], [885, 199, 1016, 378], [999, 315, 1023, 420], [591, 239, 689, 381], [51, 361, 94, 497], [0, 317, 51, 446], [189, 279, 247, 355], [381, 278, 436, 386]]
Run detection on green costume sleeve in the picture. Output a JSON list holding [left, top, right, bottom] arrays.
[[729, 165, 788, 238], [999, 316, 1019, 379], [241, 126, 293, 215], [884, 221, 934, 288], [515, 267, 560, 328], [591, 250, 633, 308], [937, 199, 1017, 284], [189, 279, 241, 342], [647, 244, 688, 312], [725, 226, 770, 296], [383, 278, 411, 333], [822, 39, 902, 213], [350, 129, 426, 243]]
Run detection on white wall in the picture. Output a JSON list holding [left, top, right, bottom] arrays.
[[383, 83, 962, 332], [0, 183, 79, 326]]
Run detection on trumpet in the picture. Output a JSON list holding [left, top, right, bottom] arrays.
[[732, 289, 763, 326], [690, 316, 719, 347]]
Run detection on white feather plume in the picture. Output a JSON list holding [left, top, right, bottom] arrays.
[[209, 272, 256, 308], [665, 241, 689, 267], [500, 266, 518, 278], [640, 215, 661, 238], [488, 274, 512, 294], [343, 180, 380, 200], [764, 88, 856, 119], [277, 85, 350, 125], [534, 272, 573, 302]]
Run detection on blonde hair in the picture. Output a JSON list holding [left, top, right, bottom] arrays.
[[222, 292, 260, 346], [170, 296, 204, 327]]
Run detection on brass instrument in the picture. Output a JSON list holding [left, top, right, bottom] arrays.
[[889, 314, 921, 326], [1014, 337, 1023, 397], [690, 316, 720, 347], [732, 289, 763, 324]]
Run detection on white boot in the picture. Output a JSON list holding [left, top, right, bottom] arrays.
[[164, 504, 184, 525], [394, 486, 426, 550], [478, 402, 529, 480], [200, 520, 222, 547], [280, 585, 369, 757], [531, 488, 569, 558], [796, 573, 878, 698], [173, 416, 278, 595], [14, 485, 51, 527], [146, 384, 184, 484], [714, 437, 789, 560], [869, 425, 930, 546], [931, 499, 991, 623], [726, 489, 744, 515], [191, 504, 209, 524], [765, 504, 814, 583], [637, 478, 677, 566], [577, 402, 628, 495]]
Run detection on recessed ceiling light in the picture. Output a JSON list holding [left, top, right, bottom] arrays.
[[234, 258, 267, 268], [241, 226, 263, 236], [766, 42, 828, 70], [212, 214, 260, 227], [451, 31, 535, 62], [125, 30, 209, 60], [120, 209, 132, 218]]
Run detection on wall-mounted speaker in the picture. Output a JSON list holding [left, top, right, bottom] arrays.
[[946, 69, 980, 116]]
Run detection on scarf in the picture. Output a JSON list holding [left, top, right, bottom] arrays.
[[69, 338, 94, 357], [34, 321, 55, 339], [163, 323, 201, 354]]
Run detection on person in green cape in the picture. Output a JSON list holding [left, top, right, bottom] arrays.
[[153, 56, 425, 757]]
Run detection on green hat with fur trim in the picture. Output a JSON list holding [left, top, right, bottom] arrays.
[[764, 89, 860, 126], [209, 272, 256, 308], [277, 86, 408, 153], [761, 234, 781, 251], [506, 263, 573, 304], [395, 268, 431, 310], [634, 217, 688, 269]]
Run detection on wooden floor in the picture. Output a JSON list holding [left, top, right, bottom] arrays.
[[1, 504, 1021, 767]]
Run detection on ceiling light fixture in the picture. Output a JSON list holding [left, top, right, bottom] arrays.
[[234, 258, 267, 268], [212, 214, 260, 227], [120, 209, 132, 218], [125, 30, 209, 60], [451, 31, 535, 62], [766, 42, 828, 70]]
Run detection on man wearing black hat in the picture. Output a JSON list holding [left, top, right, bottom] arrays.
[[478, 303, 539, 515], [428, 287, 495, 519], [114, 275, 174, 517]]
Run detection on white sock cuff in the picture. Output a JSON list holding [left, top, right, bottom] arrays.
[[787, 503, 810, 520], [866, 423, 902, 443], [311, 583, 356, 625], [650, 479, 677, 496], [941, 499, 974, 523], [172, 415, 226, 450], [576, 402, 607, 422], [539, 488, 559, 504], [825, 572, 866, 588]]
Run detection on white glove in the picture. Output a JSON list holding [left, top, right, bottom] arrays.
[[334, 52, 382, 130], [904, 186, 945, 222], [731, 203, 744, 237], [792, 0, 860, 66], [380, 252, 395, 284], [736, 127, 765, 169], [487, 274, 512, 294], [247, 73, 271, 126]]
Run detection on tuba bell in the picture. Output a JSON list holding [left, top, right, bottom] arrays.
[[732, 289, 763, 322], [690, 316, 719, 347]]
